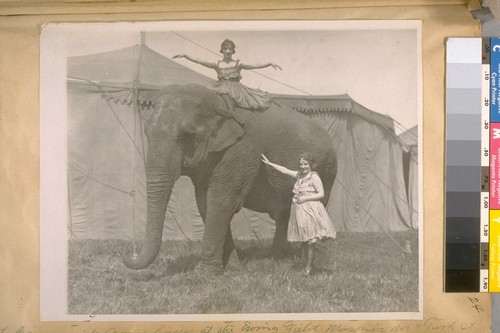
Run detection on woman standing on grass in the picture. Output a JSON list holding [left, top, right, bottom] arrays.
[[173, 39, 282, 110], [262, 153, 337, 275]]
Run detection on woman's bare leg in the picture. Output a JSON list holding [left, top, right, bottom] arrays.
[[305, 243, 315, 275]]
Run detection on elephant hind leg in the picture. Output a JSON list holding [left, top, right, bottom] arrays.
[[223, 230, 244, 272], [269, 205, 292, 258]]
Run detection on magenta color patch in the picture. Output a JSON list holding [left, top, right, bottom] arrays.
[[490, 122, 500, 208]]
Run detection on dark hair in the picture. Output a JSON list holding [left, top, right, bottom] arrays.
[[298, 152, 318, 171], [220, 39, 236, 54]]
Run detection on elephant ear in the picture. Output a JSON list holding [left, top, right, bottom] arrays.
[[206, 111, 245, 153]]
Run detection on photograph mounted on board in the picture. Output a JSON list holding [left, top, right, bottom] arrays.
[[40, 20, 422, 321]]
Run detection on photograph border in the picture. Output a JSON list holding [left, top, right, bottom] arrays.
[[40, 19, 423, 322]]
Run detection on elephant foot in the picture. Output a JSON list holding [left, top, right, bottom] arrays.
[[195, 261, 224, 276], [224, 250, 245, 273]]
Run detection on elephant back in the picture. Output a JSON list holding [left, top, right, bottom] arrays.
[[231, 94, 337, 196]]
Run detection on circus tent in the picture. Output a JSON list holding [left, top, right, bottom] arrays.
[[67, 43, 418, 241]]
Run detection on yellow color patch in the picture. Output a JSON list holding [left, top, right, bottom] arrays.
[[490, 210, 500, 291]]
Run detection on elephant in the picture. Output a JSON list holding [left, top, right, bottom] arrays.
[[122, 83, 337, 274]]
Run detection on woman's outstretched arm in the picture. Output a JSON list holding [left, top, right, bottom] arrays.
[[239, 62, 282, 71], [172, 54, 217, 69], [261, 154, 297, 178]]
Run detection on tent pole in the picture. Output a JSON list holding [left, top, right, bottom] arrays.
[[241, 209, 263, 247], [130, 32, 145, 256], [131, 95, 138, 256], [141, 31, 146, 45]]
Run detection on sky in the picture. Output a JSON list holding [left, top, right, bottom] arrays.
[[50, 20, 421, 134]]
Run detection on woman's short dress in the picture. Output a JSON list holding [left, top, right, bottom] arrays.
[[287, 171, 337, 244], [209, 60, 271, 110]]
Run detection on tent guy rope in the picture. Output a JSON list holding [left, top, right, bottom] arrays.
[[67, 76, 146, 162]]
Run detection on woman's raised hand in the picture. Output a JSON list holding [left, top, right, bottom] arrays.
[[271, 63, 282, 70], [261, 154, 271, 165], [261, 154, 297, 178]]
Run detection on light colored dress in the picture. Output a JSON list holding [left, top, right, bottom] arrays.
[[287, 171, 337, 243], [208, 60, 271, 110]]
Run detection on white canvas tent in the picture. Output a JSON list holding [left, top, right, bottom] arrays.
[[67, 43, 418, 241], [399, 125, 419, 229], [273, 95, 417, 232]]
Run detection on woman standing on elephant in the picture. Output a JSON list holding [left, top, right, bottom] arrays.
[[261, 153, 336, 275], [173, 39, 282, 110]]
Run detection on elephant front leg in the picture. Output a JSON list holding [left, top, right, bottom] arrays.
[[195, 179, 244, 274], [197, 193, 242, 275]]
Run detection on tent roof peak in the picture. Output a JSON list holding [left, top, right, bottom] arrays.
[[68, 44, 215, 88]]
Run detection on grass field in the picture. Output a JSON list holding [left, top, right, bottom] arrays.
[[68, 230, 419, 315]]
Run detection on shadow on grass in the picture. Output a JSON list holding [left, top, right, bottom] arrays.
[[161, 253, 201, 276]]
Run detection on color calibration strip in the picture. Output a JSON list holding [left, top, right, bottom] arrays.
[[490, 38, 500, 292], [481, 38, 490, 292], [446, 37, 500, 292], [446, 38, 483, 292]]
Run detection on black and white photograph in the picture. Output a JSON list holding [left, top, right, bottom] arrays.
[[40, 20, 422, 321]]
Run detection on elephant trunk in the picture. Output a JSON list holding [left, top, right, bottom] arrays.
[[122, 148, 182, 270]]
